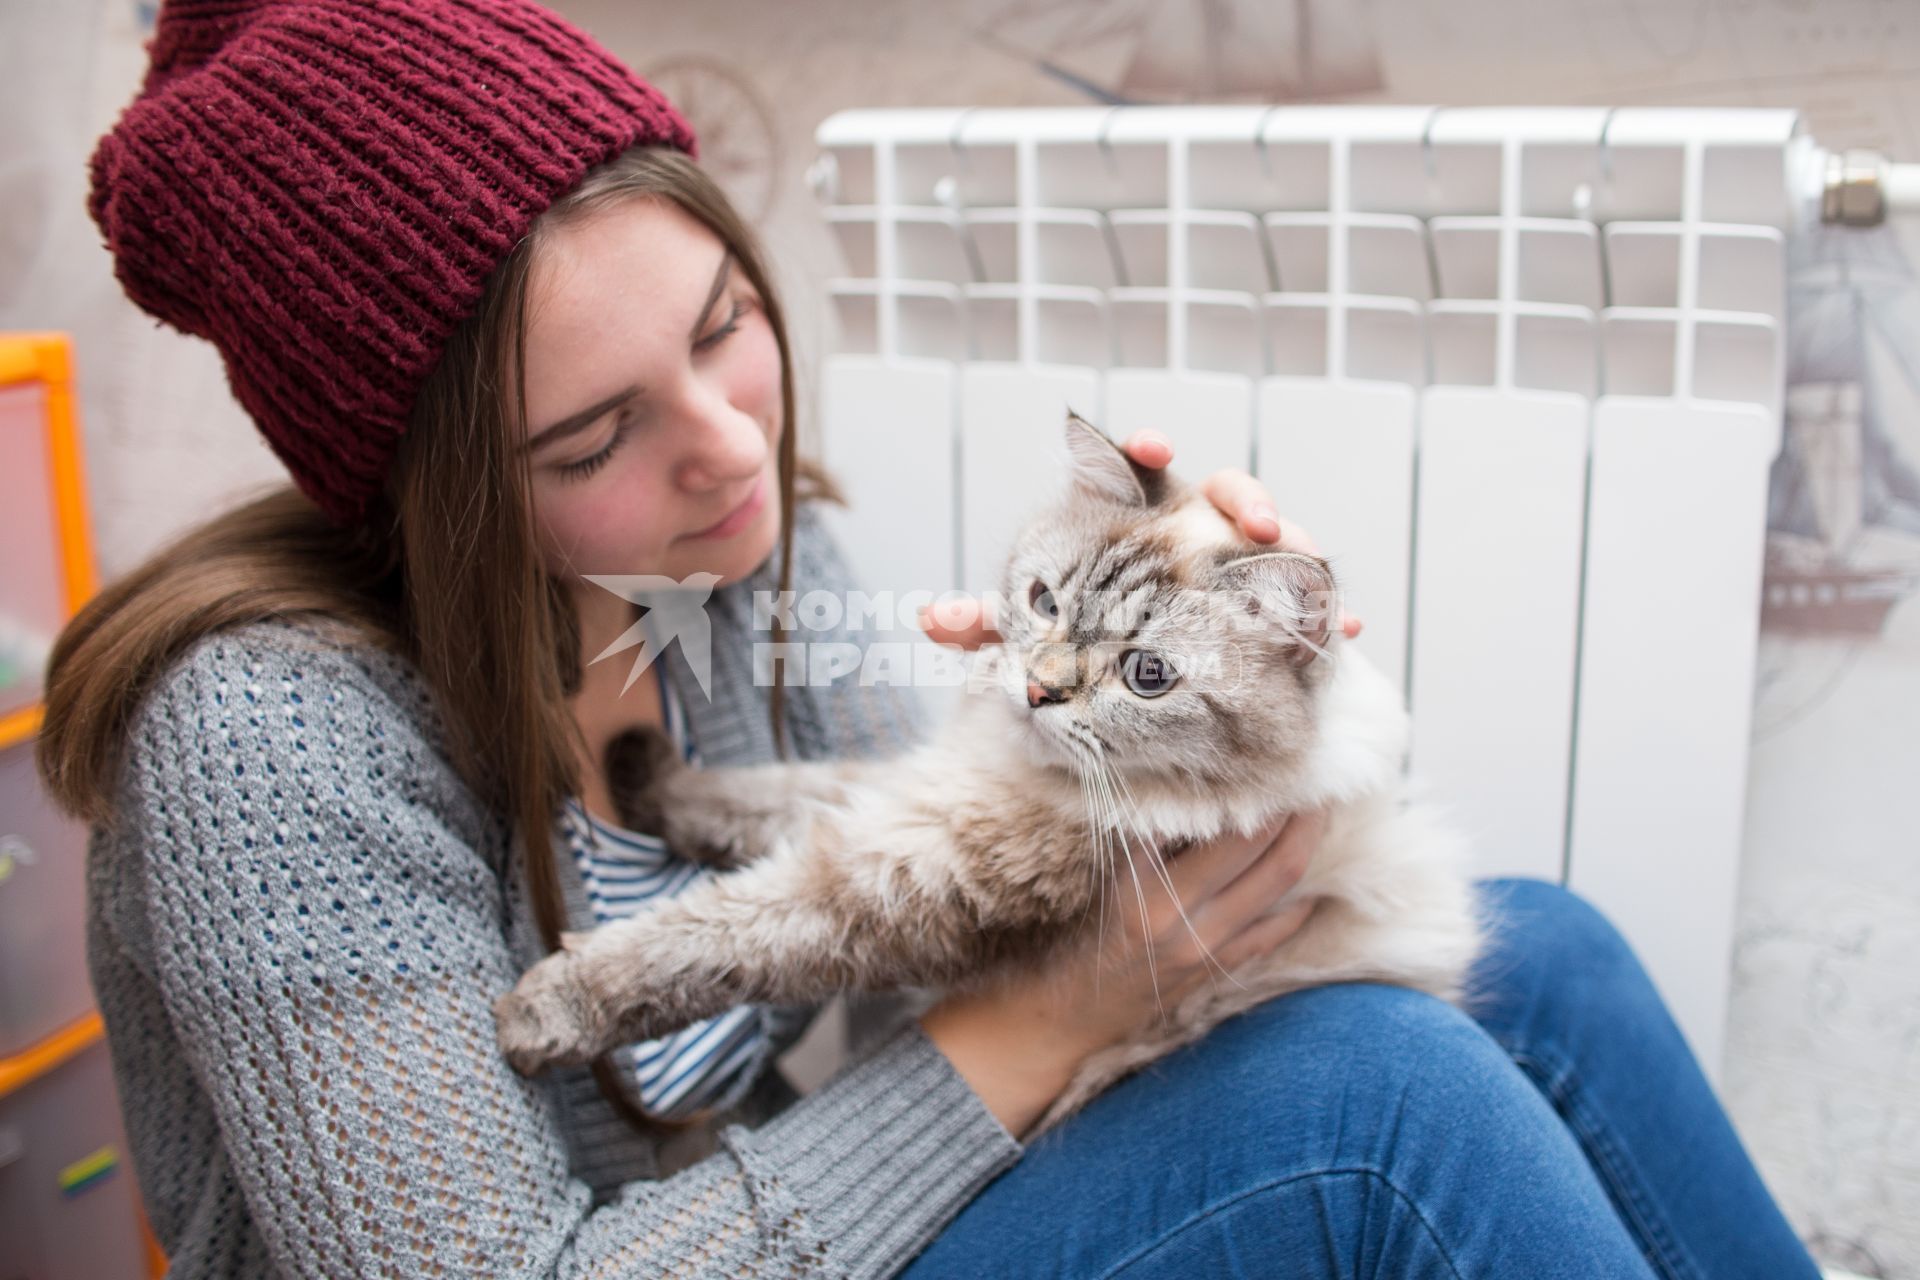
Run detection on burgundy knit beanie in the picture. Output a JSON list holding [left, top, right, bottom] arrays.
[[87, 0, 697, 527]]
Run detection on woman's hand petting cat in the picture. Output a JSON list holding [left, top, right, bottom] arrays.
[[917, 429, 1363, 646], [919, 808, 1327, 1140]]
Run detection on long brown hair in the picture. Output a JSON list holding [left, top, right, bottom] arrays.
[[37, 145, 837, 1131]]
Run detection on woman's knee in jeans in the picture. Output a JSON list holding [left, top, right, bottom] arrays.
[[1479, 877, 1644, 980], [1241, 984, 1655, 1265], [1467, 877, 1660, 1050], [1206, 983, 1544, 1156], [961, 986, 1635, 1278], [1228, 981, 1495, 1074]]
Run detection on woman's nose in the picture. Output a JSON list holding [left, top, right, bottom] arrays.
[[675, 391, 768, 491]]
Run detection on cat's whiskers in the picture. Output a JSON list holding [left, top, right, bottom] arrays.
[[1067, 711, 1241, 1014], [1071, 747, 1124, 1000], [1104, 759, 1246, 993], [1088, 753, 1232, 1005], [1076, 739, 1163, 1013], [1064, 751, 1113, 999]]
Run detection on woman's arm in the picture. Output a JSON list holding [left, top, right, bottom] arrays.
[[112, 621, 1018, 1278]]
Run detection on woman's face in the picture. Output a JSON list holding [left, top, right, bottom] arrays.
[[519, 197, 783, 593]]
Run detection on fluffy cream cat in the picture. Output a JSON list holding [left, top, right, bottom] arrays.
[[496, 411, 1482, 1134]]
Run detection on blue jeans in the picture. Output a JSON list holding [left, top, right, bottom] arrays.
[[903, 878, 1819, 1279]]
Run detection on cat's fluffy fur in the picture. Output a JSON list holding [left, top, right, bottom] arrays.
[[495, 412, 1482, 1135]]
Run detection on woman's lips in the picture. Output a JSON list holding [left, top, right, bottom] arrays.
[[680, 473, 768, 541]]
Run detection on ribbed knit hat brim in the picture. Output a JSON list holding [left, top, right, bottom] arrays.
[[89, 0, 697, 526]]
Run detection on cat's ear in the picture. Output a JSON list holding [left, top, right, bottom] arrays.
[[1213, 550, 1338, 667], [1064, 409, 1166, 507]]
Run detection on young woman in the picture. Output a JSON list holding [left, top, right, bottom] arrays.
[[42, 1, 1822, 1276]]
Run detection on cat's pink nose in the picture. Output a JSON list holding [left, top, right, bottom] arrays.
[[1027, 681, 1066, 708]]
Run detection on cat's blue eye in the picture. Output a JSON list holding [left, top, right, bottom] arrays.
[[1120, 648, 1178, 697], [1028, 579, 1059, 621]]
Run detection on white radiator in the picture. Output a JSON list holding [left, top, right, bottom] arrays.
[[808, 105, 1825, 1083]]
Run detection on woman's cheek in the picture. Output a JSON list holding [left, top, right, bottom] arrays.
[[545, 472, 674, 577]]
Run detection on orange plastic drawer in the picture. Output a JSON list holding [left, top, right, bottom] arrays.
[[0, 379, 63, 722], [0, 1038, 149, 1280], [0, 738, 93, 1059]]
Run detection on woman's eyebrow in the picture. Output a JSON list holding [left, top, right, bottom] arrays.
[[689, 252, 734, 343], [525, 385, 639, 454]]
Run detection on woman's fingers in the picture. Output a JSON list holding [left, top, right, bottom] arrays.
[[1195, 807, 1326, 931], [1211, 894, 1320, 971], [1102, 823, 1270, 950], [1125, 436, 1287, 547], [1196, 468, 1364, 639], [1120, 429, 1174, 470], [1208, 482, 1363, 640], [1126, 430, 1366, 640], [916, 596, 1002, 649], [1169, 812, 1292, 905], [1199, 467, 1290, 546], [923, 443, 1366, 644]]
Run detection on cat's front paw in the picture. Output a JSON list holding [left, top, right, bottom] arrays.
[[493, 950, 613, 1077], [605, 724, 682, 836], [606, 725, 755, 869]]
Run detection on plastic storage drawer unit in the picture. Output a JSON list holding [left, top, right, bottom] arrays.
[[0, 334, 97, 1060], [0, 336, 88, 734], [0, 1039, 150, 1280], [0, 738, 93, 1060]]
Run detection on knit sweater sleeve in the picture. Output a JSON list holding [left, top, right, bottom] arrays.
[[106, 621, 1018, 1279]]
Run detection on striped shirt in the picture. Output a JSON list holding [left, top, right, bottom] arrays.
[[558, 662, 816, 1120]]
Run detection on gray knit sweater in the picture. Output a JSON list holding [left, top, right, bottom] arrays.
[[86, 504, 1022, 1278]]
